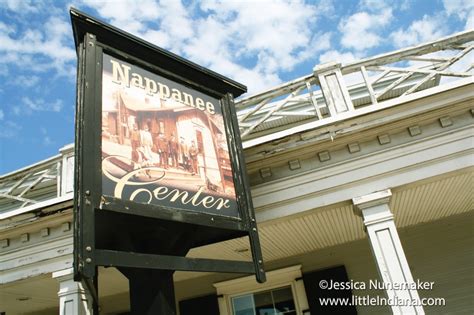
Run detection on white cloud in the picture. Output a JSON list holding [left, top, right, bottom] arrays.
[[20, 97, 63, 114], [205, 1, 319, 71], [79, 0, 326, 94], [6, 0, 460, 101], [319, 50, 359, 64], [78, 0, 162, 35], [0, 120, 21, 138], [442, 0, 474, 20], [155, 1, 194, 54], [0, 13, 76, 77], [0, 21, 15, 34], [40, 127, 54, 146], [184, 14, 282, 93], [2, 0, 42, 13], [141, 29, 170, 48], [467, 15, 474, 30], [359, 0, 411, 12], [44, 136, 53, 145], [295, 32, 332, 65], [11, 75, 40, 87], [318, 0, 336, 17], [359, 0, 390, 12], [399, 0, 411, 11], [338, 9, 392, 51], [390, 15, 449, 48], [187, 0, 326, 93], [442, 0, 474, 30], [181, 16, 226, 66]]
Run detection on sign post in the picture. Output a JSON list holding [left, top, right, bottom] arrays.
[[71, 8, 265, 314]]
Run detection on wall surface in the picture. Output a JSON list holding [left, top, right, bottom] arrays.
[[174, 210, 474, 315]]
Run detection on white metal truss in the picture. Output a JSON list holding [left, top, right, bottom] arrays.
[[236, 30, 474, 143], [0, 145, 74, 216], [0, 159, 58, 214]]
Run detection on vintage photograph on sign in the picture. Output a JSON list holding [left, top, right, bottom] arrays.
[[101, 54, 239, 218]]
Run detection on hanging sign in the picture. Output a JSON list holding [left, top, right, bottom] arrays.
[[71, 8, 265, 284]]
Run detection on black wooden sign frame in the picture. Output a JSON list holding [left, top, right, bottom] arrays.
[[71, 8, 265, 287]]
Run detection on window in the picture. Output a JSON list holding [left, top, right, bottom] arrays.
[[214, 265, 308, 315], [232, 286, 296, 315]]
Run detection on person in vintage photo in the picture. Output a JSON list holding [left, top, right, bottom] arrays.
[[130, 124, 141, 170], [139, 125, 153, 161], [169, 133, 179, 168], [139, 124, 153, 177], [156, 133, 169, 169], [189, 140, 199, 175], [179, 137, 189, 172]]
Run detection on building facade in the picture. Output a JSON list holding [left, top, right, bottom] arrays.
[[1, 30, 473, 314]]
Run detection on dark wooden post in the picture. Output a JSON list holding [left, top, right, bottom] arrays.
[[121, 268, 176, 315]]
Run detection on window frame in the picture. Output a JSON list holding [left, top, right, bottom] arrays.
[[230, 284, 298, 315], [214, 265, 309, 315]]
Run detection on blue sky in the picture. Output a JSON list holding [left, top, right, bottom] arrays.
[[0, 0, 472, 175]]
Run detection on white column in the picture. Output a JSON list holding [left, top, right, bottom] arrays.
[[53, 268, 93, 315], [353, 189, 424, 315]]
